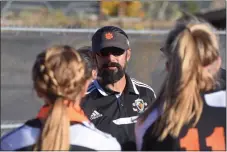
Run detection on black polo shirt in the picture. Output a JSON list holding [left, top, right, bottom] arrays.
[[81, 74, 156, 150]]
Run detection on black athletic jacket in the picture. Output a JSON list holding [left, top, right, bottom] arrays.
[[81, 74, 156, 150]]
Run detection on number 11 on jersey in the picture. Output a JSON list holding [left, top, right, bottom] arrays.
[[180, 127, 225, 151]]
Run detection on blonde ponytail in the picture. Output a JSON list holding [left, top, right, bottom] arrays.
[[32, 45, 99, 150], [139, 21, 220, 141], [34, 98, 70, 150], [154, 28, 203, 140]]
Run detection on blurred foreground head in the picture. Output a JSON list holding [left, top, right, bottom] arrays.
[[141, 17, 222, 140], [32, 45, 91, 150], [32, 45, 91, 103], [162, 17, 221, 90]]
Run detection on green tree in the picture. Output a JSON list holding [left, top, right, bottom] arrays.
[[126, 1, 144, 17], [101, 1, 119, 16], [142, 1, 182, 21], [180, 1, 199, 14]]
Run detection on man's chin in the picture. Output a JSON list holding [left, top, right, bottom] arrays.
[[100, 75, 124, 85], [97, 68, 125, 84]]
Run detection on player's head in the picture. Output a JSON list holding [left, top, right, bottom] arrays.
[[140, 17, 221, 140], [32, 45, 91, 103], [162, 17, 221, 84], [91, 26, 131, 84], [32, 45, 91, 150]]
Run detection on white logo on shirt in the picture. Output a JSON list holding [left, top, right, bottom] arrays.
[[132, 98, 148, 113], [90, 110, 103, 120]]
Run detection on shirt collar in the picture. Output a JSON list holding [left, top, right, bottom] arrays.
[[125, 74, 139, 95], [93, 80, 108, 96], [93, 74, 139, 96]]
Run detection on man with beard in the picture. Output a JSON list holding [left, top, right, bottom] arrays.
[[81, 26, 156, 150]]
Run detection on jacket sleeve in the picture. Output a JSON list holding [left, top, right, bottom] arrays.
[[1, 139, 13, 150]]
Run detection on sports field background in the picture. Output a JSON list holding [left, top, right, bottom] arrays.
[[1, 31, 225, 137]]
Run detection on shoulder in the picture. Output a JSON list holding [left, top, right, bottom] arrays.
[[1, 119, 40, 151], [70, 122, 121, 150], [131, 78, 156, 98], [203, 90, 226, 108], [86, 81, 97, 95], [82, 81, 98, 106], [82, 81, 99, 109]]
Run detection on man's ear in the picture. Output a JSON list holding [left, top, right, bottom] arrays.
[[126, 49, 131, 62], [92, 70, 97, 80]]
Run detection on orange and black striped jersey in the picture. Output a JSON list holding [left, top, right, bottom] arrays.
[[1, 105, 121, 151], [1, 119, 121, 151], [135, 85, 226, 151]]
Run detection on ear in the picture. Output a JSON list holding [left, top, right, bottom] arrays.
[[213, 57, 222, 74], [204, 56, 222, 75], [92, 69, 97, 80], [36, 91, 43, 98], [216, 57, 222, 71], [36, 91, 50, 105], [126, 49, 131, 62]]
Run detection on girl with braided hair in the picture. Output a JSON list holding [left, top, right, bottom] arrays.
[[1, 45, 120, 151], [135, 18, 226, 151]]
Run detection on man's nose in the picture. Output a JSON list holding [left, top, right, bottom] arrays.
[[106, 53, 116, 61]]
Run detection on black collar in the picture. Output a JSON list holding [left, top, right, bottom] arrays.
[[124, 74, 140, 95]]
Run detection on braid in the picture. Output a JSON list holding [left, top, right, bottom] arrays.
[[32, 45, 89, 151], [38, 63, 63, 98], [33, 45, 87, 102], [62, 61, 85, 100], [47, 70, 58, 86]]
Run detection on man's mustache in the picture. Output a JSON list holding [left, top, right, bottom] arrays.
[[102, 62, 122, 69]]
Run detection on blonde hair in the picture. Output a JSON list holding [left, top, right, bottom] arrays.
[[32, 45, 90, 150], [139, 19, 220, 141]]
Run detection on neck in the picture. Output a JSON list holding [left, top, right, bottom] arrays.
[[100, 75, 127, 93]]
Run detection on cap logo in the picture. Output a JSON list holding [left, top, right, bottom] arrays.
[[105, 32, 113, 40]]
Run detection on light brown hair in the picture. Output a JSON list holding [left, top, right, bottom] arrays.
[[139, 18, 220, 141], [32, 45, 90, 150]]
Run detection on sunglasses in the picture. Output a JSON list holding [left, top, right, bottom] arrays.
[[96, 49, 125, 57]]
